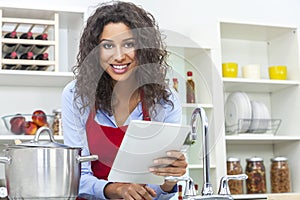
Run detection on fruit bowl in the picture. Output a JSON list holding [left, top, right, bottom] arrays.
[[1, 113, 54, 135]]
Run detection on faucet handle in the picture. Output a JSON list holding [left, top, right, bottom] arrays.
[[218, 174, 248, 195]]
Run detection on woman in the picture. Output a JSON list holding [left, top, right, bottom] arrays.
[[62, 1, 187, 199]]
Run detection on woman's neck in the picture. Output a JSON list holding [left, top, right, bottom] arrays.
[[111, 78, 141, 126]]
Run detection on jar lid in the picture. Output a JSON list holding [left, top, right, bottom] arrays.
[[271, 156, 288, 162], [187, 71, 193, 76], [246, 157, 263, 162], [227, 157, 240, 162], [53, 108, 62, 113]]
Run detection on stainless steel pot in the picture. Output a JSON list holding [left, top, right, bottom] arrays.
[[0, 127, 98, 200]]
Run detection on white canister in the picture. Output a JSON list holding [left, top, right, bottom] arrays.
[[242, 64, 261, 79]]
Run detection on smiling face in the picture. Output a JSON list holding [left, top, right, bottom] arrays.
[[99, 22, 137, 82]]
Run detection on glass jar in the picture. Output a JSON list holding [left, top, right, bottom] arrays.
[[52, 108, 62, 136], [245, 157, 266, 194], [227, 157, 243, 194], [271, 157, 291, 193]]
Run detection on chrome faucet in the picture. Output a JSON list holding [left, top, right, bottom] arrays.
[[181, 107, 247, 200]]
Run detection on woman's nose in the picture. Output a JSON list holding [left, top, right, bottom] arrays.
[[114, 46, 126, 61]]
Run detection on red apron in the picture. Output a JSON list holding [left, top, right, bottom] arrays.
[[77, 100, 150, 199]]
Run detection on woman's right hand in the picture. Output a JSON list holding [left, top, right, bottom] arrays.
[[104, 182, 157, 200]]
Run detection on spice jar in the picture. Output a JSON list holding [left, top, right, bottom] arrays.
[[245, 157, 266, 194], [227, 157, 243, 194], [52, 108, 62, 136], [271, 157, 291, 193]]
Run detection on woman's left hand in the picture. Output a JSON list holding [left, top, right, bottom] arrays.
[[149, 150, 187, 192], [150, 150, 187, 177]]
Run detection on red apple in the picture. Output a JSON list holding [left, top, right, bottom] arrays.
[[32, 110, 47, 127], [22, 121, 38, 135], [10, 115, 26, 134]]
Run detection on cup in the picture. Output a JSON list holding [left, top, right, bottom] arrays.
[[242, 64, 261, 79], [269, 66, 287, 80], [222, 62, 238, 78]]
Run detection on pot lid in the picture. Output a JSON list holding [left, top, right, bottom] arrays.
[[16, 127, 70, 148]]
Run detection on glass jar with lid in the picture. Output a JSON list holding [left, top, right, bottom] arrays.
[[227, 157, 243, 194], [271, 156, 291, 193], [245, 157, 266, 194], [52, 108, 62, 136]]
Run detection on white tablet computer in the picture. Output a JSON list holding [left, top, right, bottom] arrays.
[[108, 120, 191, 185]]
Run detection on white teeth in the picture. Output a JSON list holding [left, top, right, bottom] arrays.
[[112, 65, 127, 69]]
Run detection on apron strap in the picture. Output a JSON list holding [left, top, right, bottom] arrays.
[[140, 89, 151, 121]]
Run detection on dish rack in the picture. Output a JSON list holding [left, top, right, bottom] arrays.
[[226, 118, 281, 135]]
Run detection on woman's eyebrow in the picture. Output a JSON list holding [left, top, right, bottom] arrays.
[[99, 39, 113, 43]]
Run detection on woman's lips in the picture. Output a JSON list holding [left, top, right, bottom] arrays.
[[110, 64, 129, 74]]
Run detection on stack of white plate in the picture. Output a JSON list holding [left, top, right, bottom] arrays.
[[225, 92, 252, 133], [225, 92, 271, 134], [249, 100, 271, 132]]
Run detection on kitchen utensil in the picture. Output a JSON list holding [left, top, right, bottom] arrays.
[[222, 62, 238, 78], [0, 127, 98, 200], [269, 66, 287, 80]]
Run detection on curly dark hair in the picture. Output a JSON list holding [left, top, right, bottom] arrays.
[[73, 1, 173, 115]]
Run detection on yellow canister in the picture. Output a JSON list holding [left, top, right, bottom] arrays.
[[268, 66, 287, 80], [222, 62, 238, 78]]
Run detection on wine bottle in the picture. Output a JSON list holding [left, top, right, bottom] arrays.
[[19, 52, 34, 70], [17, 32, 33, 53], [35, 52, 49, 71], [186, 71, 195, 103], [32, 33, 48, 54], [2, 31, 18, 53], [2, 51, 18, 70]]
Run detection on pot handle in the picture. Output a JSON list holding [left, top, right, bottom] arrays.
[[77, 155, 98, 163], [34, 127, 56, 143], [0, 156, 11, 164]]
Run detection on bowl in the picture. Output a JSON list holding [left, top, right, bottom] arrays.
[[222, 62, 238, 78], [269, 66, 287, 80], [2, 114, 54, 135]]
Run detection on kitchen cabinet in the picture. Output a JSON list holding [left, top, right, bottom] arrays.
[[0, 7, 83, 115], [0, 7, 84, 179], [220, 21, 300, 199], [165, 30, 226, 191]]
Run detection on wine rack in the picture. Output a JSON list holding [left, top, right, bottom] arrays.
[[0, 10, 59, 72]]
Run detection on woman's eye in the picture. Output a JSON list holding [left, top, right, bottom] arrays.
[[124, 41, 135, 48], [102, 43, 114, 49]]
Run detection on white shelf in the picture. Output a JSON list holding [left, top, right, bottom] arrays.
[[188, 164, 216, 169], [2, 38, 55, 45], [2, 17, 56, 25], [0, 70, 73, 87], [220, 21, 296, 41], [182, 103, 213, 109], [225, 134, 300, 145], [2, 59, 56, 66], [232, 194, 267, 200], [0, 134, 63, 142], [223, 78, 300, 93]]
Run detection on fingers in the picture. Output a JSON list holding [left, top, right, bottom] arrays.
[[149, 150, 188, 177], [121, 184, 156, 200]]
